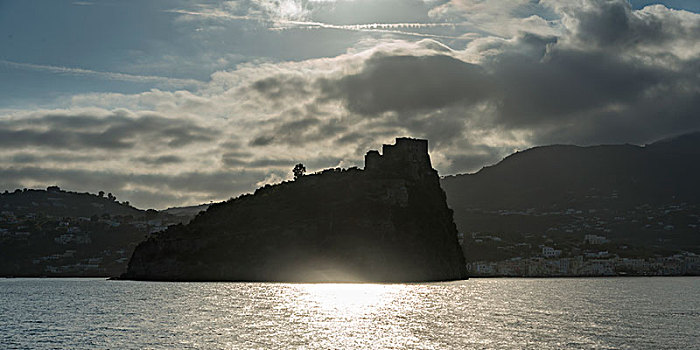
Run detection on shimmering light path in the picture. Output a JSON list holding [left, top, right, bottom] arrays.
[[1, 278, 698, 349]]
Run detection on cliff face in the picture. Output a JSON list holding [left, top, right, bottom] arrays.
[[123, 138, 467, 282]]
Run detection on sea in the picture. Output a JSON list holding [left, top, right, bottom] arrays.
[[1, 277, 698, 349]]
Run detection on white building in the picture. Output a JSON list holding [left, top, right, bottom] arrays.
[[542, 246, 562, 258]]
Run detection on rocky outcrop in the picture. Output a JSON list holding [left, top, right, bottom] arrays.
[[122, 138, 467, 282]]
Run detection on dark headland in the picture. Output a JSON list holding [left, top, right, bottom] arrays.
[[121, 138, 468, 282]]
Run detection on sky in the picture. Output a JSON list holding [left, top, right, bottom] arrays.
[[0, 0, 699, 209]]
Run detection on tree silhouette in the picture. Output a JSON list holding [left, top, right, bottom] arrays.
[[293, 163, 306, 180]]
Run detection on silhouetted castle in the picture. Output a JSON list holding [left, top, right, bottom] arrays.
[[365, 138, 434, 180], [122, 138, 467, 282]]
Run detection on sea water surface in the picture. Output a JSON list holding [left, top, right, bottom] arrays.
[[1, 277, 698, 349]]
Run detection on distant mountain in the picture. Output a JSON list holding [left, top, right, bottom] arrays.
[[441, 132, 700, 261], [442, 131, 700, 211]]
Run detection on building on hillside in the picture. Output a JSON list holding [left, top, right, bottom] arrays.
[[542, 246, 562, 258]]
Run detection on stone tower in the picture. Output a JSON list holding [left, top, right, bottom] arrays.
[[364, 137, 434, 180]]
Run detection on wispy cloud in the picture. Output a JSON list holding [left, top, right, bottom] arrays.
[[167, 8, 259, 21], [271, 20, 468, 40], [167, 9, 468, 40], [0, 60, 204, 88]]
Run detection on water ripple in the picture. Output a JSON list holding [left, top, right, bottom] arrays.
[[1, 277, 698, 349]]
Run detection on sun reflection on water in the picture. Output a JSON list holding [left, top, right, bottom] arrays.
[[293, 283, 396, 316], [279, 283, 425, 348]]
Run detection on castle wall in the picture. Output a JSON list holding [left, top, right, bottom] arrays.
[[365, 138, 432, 174], [365, 150, 381, 171]]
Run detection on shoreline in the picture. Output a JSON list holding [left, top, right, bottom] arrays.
[[3, 275, 699, 280]]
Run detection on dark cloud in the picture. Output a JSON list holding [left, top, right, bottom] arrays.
[[280, 117, 321, 132], [250, 115, 348, 147], [0, 128, 134, 149], [312, 10, 698, 152], [10, 154, 40, 163], [245, 1, 699, 176], [489, 33, 700, 144], [335, 132, 366, 145], [252, 75, 312, 100], [319, 54, 492, 115], [133, 155, 185, 165], [8, 153, 103, 164], [244, 53, 496, 148], [219, 150, 251, 158], [222, 153, 294, 168], [491, 40, 667, 125], [249, 135, 275, 146], [570, 0, 635, 47], [532, 83, 700, 146], [0, 111, 218, 150]]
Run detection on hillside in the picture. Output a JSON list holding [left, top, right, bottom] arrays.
[[442, 132, 700, 211], [122, 138, 467, 282], [0, 187, 196, 277], [1, 186, 143, 218], [161, 204, 210, 218], [441, 132, 700, 269]]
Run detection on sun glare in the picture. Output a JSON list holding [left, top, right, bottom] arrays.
[[293, 283, 398, 316]]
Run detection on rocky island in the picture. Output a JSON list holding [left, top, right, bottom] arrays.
[[121, 138, 467, 282]]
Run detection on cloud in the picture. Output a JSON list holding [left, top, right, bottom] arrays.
[[319, 54, 492, 115], [549, 1, 700, 59], [3, 0, 699, 209], [249, 135, 276, 146], [270, 20, 467, 40], [167, 1, 471, 40], [222, 154, 294, 168], [239, 0, 700, 160], [0, 166, 267, 209], [0, 109, 218, 150], [5, 153, 103, 164], [427, 0, 560, 37], [133, 155, 185, 165]]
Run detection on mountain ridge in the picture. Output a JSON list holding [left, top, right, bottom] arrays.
[[441, 131, 700, 211]]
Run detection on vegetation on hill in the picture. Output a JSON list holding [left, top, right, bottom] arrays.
[[441, 132, 700, 266], [0, 187, 199, 277]]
